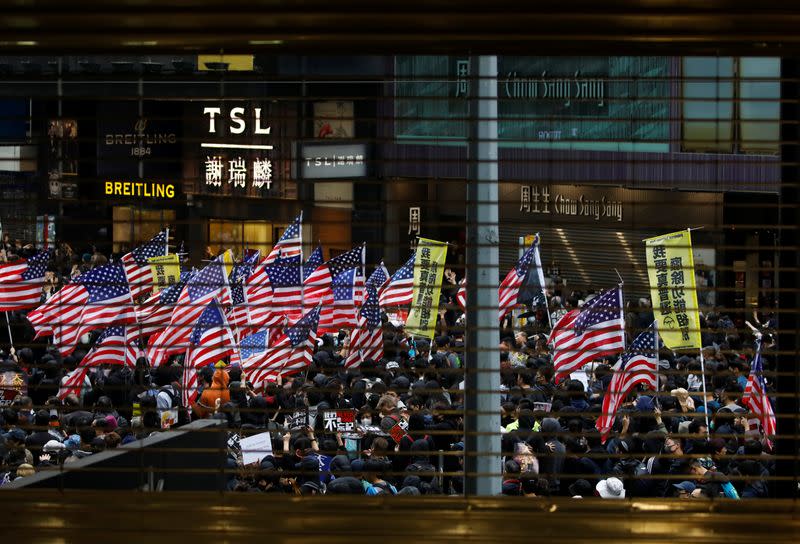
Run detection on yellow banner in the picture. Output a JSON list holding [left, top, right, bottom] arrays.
[[405, 238, 448, 341], [644, 230, 702, 350], [148, 254, 181, 294]]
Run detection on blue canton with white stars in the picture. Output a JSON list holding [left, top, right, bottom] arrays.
[[265, 255, 302, 287], [131, 231, 167, 264], [230, 252, 260, 305], [278, 218, 301, 244], [95, 326, 125, 345], [332, 268, 359, 302], [78, 264, 131, 302], [391, 254, 415, 282], [286, 306, 321, 347], [573, 287, 621, 336], [22, 250, 50, 281], [303, 246, 324, 281], [189, 300, 225, 346], [620, 322, 659, 370], [366, 263, 389, 288], [327, 247, 363, 279], [186, 255, 228, 302], [159, 271, 193, 305], [240, 329, 269, 360], [515, 244, 536, 277], [360, 284, 382, 329]]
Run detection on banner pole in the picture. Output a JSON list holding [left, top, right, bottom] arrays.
[[165, 228, 170, 255], [4, 311, 13, 349], [653, 319, 660, 405], [698, 348, 711, 439]]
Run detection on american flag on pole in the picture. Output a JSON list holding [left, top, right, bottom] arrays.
[[262, 254, 304, 328], [29, 263, 135, 356], [121, 231, 168, 300], [548, 287, 626, 384], [318, 267, 365, 333], [742, 338, 777, 450], [240, 327, 271, 389], [596, 321, 659, 442], [247, 306, 321, 387], [227, 251, 261, 336], [379, 253, 415, 307], [147, 252, 231, 367], [303, 245, 324, 282], [264, 213, 302, 266], [187, 299, 241, 371], [366, 261, 390, 292], [58, 326, 139, 400], [345, 283, 383, 368], [0, 250, 50, 311], [498, 238, 546, 321], [181, 363, 199, 408], [302, 245, 364, 306], [130, 271, 194, 342]]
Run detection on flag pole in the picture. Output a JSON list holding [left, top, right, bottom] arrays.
[[4, 311, 13, 349], [165, 228, 170, 255], [697, 347, 711, 439], [653, 319, 660, 407]]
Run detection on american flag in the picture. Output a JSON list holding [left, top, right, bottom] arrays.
[[0, 250, 50, 311], [240, 327, 270, 387], [181, 363, 198, 408], [345, 283, 383, 368], [742, 338, 777, 450], [596, 322, 659, 442], [227, 251, 261, 336], [548, 287, 626, 384], [29, 263, 135, 356], [131, 271, 194, 342], [455, 277, 466, 309], [263, 254, 304, 328], [121, 231, 168, 300], [147, 253, 231, 367], [318, 267, 365, 333], [264, 213, 302, 266], [379, 253, 415, 307], [303, 245, 324, 282], [248, 306, 321, 387], [58, 326, 139, 400], [303, 245, 364, 307], [366, 261, 391, 292], [499, 239, 545, 321], [187, 299, 241, 371]]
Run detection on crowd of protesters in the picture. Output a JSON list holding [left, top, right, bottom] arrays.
[[0, 238, 779, 498]]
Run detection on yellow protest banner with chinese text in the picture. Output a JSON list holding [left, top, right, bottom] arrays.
[[644, 230, 702, 350], [148, 254, 181, 293], [405, 238, 448, 341]]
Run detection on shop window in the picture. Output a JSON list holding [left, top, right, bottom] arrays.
[[209, 219, 275, 259], [112, 206, 175, 253], [682, 57, 779, 154]]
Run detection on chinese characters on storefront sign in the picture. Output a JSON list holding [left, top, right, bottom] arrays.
[[205, 156, 273, 190], [520, 185, 623, 222]]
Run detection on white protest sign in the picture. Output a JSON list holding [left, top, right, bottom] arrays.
[[240, 432, 273, 466]]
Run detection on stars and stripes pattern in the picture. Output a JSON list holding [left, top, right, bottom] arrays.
[[28, 263, 135, 356], [247, 306, 322, 388], [227, 251, 261, 336], [318, 267, 365, 333], [131, 271, 194, 342], [181, 363, 199, 408], [596, 322, 660, 442], [147, 253, 231, 367], [303, 246, 324, 282], [379, 253, 415, 307], [121, 231, 168, 300], [548, 287, 626, 384], [58, 326, 139, 400], [240, 327, 271, 388], [187, 299, 241, 371], [742, 338, 777, 450], [0, 250, 50, 311], [345, 283, 383, 368], [302, 245, 364, 306], [263, 254, 304, 327], [264, 213, 302, 266], [499, 239, 545, 321], [366, 261, 390, 292]]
